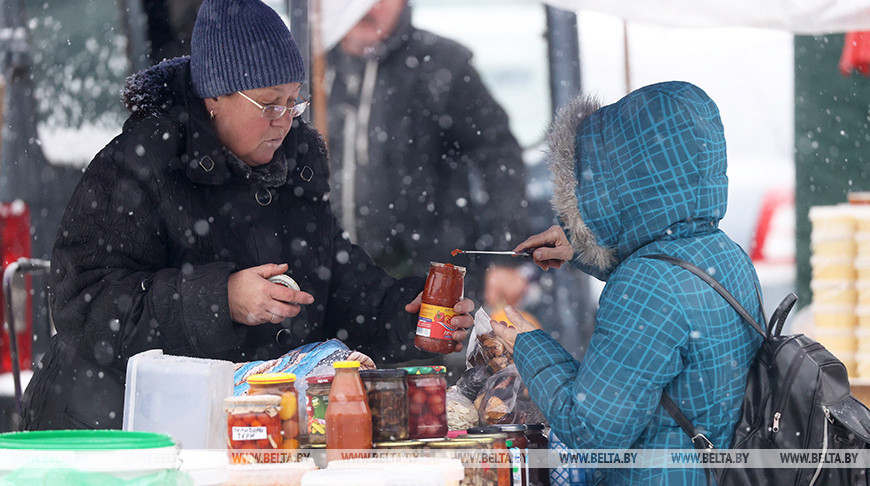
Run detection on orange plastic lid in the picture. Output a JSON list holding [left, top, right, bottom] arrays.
[[246, 372, 296, 385]]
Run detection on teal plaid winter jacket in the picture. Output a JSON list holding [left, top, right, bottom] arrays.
[[515, 82, 764, 484]]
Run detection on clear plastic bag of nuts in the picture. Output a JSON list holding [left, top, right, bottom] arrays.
[[465, 308, 513, 373]]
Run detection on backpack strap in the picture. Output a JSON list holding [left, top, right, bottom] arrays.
[[643, 254, 767, 338], [660, 391, 715, 450]]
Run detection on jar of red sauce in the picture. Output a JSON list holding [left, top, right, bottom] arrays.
[[403, 366, 448, 439], [325, 361, 372, 462], [494, 424, 529, 486], [246, 372, 300, 450], [415, 262, 466, 354]]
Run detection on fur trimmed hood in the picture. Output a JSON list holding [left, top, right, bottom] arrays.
[[547, 81, 728, 281]]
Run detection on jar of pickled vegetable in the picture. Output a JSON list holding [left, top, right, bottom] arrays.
[[415, 262, 466, 354], [246, 372, 300, 449], [403, 366, 448, 439], [305, 375, 333, 445], [225, 395, 283, 463], [465, 430, 510, 486], [359, 369, 409, 442]]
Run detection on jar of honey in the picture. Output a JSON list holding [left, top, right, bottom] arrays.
[[403, 366, 448, 439], [415, 262, 466, 354], [325, 361, 372, 462], [225, 395, 283, 463], [305, 375, 333, 445], [246, 372, 300, 449], [359, 369, 409, 442]]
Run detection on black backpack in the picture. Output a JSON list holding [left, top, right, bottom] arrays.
[[647, 254, 870, 485]]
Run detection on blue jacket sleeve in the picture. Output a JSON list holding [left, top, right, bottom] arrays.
[[514, 266, 689, 449]]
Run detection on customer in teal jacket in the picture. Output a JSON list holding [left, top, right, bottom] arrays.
[[493, 81, 764, 484]]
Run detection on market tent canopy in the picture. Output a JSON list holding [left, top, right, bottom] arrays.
[[542, 0, 870, 33]]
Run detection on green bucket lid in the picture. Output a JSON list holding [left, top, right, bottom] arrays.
[[0, 430, 176, 450]]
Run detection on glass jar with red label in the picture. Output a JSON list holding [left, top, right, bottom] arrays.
[[415, 262, 466, 354], [403, 366, 448, 439], [225, 395, 283, 464]]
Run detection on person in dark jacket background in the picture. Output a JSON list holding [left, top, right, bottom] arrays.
[[20, 0, 474, 431], [326, 0, 531, 309]]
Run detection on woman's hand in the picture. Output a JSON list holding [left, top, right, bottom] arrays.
[[514, 225, 575, 271], [491, 305, 540, 355], [228, 263, 314, 326], [405, 293, 475, 353]]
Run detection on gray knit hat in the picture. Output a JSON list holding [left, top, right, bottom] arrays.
[[191, 0, 306, 98]]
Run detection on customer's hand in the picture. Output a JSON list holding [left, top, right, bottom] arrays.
[[405, 294, 475, 352], [491, 305, 540, 355], [228, 263, 314, 326], [514, 225, 575, 271]]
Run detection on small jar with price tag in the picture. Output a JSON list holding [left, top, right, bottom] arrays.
[[305, 375, 334, 445], [225, 395, 283, 463]]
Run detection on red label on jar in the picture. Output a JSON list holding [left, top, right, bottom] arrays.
[[416, 303, 457, 340]]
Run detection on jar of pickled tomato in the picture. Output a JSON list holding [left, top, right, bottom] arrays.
[[403, 366, 448, 439], [246, 372, 300, 449], [225, 395, 283, 463]]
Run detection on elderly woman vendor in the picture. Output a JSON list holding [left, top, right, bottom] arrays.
[[493, 82, 763, 484], [21, 0, 473, 431]]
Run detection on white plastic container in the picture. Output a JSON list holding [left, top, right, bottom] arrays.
[[225, 459, 317, 486], [328, 457, 464, 486], [302, 468, 387, 486], [123, 349, 235, 450]]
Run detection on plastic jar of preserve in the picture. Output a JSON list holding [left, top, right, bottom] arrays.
[[225, 395, 283, 463], [360, 369, 410, 442], [246, 372, 300, 450], [524, 424, 550, 486], [415, 262, 466, 354], [403, 366, 448, 439], [305, 375, 334, 445]]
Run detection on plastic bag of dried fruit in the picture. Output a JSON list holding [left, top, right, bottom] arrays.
[[473, 364, 546, 426], [465, 308, 513, 373]]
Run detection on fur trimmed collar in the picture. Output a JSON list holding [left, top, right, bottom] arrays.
[[546, 93, 617, 279]]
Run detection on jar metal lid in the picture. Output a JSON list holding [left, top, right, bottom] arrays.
[[247, 372, 297, 385], [402, 365, 446, 375], [373, 440, 425, 449], [525, 423, 546, 432], [306, 374, 334, 385], [359, 369, 408, 380], [491, 424, 525, 433], [267, 274, 300, 290], [224, 395, 282, 407], [334, 360, 361, 369]]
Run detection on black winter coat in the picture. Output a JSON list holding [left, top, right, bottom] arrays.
[[325, 5, 527, 280], [21, 57, 426, 430]]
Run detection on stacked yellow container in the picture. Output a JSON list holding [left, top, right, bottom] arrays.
[[855, 205, 870, 369], [809, 204, 857, 376]]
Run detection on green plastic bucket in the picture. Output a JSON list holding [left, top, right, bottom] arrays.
[[0, 430, 184, 483]]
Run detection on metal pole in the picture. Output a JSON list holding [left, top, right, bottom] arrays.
[[3, 258, 49, 413], [545, 6, 582, 113], [289, 0, 311, 103]]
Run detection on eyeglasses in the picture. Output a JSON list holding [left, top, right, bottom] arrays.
[[237, 91, 309, 120]]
